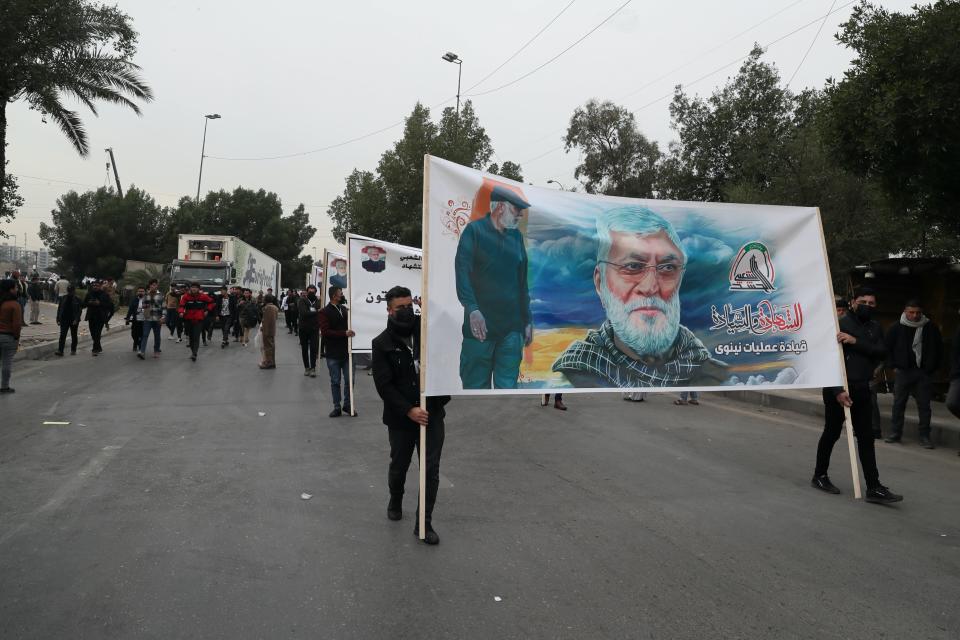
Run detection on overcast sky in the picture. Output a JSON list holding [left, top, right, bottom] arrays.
[[4, 0, 917, 257]]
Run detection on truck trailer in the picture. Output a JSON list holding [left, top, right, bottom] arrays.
[[171, 235, 281, 294]]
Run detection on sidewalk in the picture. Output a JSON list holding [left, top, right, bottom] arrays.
[[14, 301, 129, 361], [718, 387, 960, 447]]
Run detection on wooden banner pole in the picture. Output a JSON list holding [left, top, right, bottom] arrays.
[[417, 155, 432, 540], [346, 237, 356, 416], [814, 208, 862, 499]]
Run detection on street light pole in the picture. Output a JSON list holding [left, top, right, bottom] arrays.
[[196, 113, 221, 203], [442, 52, 463, 141], [547, 179, 567, 191]]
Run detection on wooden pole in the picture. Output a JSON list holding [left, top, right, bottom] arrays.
[[417, 155, 432, 539], [346, 237, 356, 416], [814, 208, 862, 499]]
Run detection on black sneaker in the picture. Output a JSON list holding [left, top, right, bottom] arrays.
[[387, 499, 402, 521], [811, 475, 841, 494], [414, 524, 439, 545], [329, 408, 342, 418], [190, 354, 197, 361], [919, 435, 935, 450], [342, 405, 355, 416], [865, 485, 903, 504], [0, 387, 14, 393], [55, 351, 64, 357], [137, 353, 145, 360], [884, 435, 902, 444]]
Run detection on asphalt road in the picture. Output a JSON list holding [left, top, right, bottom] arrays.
[[1, 326, 958, 639]]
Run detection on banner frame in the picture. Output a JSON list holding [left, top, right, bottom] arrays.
[[417, 154, 431, 540]]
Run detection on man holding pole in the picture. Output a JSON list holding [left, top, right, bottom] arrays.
[[372, 286, 449, 545], [319, 286, 355, 417], [811, 287, 903, 503]]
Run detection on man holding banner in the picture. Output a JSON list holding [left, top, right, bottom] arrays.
[[455, 185, 534, 389]]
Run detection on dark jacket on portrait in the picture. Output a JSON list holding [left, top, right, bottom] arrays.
[[372, 323, 450, 430]]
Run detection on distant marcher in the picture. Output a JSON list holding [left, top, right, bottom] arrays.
[[179, 283, 215, 362], [165, 286, 183, 341], [55, 284, 83, 356], [125, 286, 146, 354], [55, 276, 70, 302], [103, 279, 118, 330], [259, 295, 279, 369], [319, 286, 355, 417], [231, 286, 243, 342], [812, 288, 903, 503], [675, 391, 699, 405], [540, 393, 567, 410], [884, 299, 942, 449], [139, 279, 165, 359], [13, 271, 27, 316], [28, 275, 43, 324], [82, 281, 114, 356], [0, 279, 23, 393], [282, 289, 299, 335], [213, 286, 237, 348], [238, 288, 261, 347], [297, 285, 322, 377]]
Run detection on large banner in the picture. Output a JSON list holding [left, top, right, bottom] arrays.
[[347, 234, 423, 353], [422, 156, 845, 395], [321, 249, 348, 305]]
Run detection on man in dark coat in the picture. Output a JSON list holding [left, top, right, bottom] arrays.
[[297, 285, 322, 377], [55, 284, 82, 356], [372, 285, 450, 545], [319, 286, 355, 417], [82, 281, 114, 356]]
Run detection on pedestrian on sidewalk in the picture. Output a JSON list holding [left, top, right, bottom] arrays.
[[675, 391, 700, 405], [27, 274, 43, 325], [0, 279, 23, 393], [54, 276, 70, 303], [82, 281, 113, 356], [259, 294, 278, 369], [238, 288, 260, 347], [282, 289, 299, 335], [139, 279, 165, 359], [540, 393, 567, 410], [297, 285, 321, 377], [884, 299, 942, 449], [178, 282, 215, 362], [320, 286, 355, 417], [164, 286, 183, 342], [125, 286, 146, 354], [946, 322, 960, 456], [55, 284, 82, 356], [372, 286, 449, 545], [812, 288, 903, 503]]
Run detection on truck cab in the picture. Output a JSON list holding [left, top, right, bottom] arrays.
[[170, 259, 233, 295]]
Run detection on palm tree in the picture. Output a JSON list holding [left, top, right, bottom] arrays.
[[0, 1, 153, 206]]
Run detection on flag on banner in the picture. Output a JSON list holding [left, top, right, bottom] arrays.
[[421, 155, 844, 395], [347, 234, 423, 353], [321, 249, 348, 305]]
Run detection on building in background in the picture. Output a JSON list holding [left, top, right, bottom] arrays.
[[0, 243, 51, 271]]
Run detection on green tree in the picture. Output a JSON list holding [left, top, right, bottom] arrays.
[[122, 263, 169, 292], [563, 99, 661, 197], [486, 161, 524, 182], [328, 170, 390, 242], [0, 0, 153, 206], [39, 186, 171, 280], [1, 150, 23, 236], [824, 0, 960, 245]]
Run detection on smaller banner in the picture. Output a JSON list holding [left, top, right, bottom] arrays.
[[306, 264, 323, 290], [347, 234, 423, 353], [321, 249, 348, 305]]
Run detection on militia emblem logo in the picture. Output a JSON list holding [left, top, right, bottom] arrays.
[[729, 241, 776, 292]]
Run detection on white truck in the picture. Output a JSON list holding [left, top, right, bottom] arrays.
[[171, 234, 281, 294]]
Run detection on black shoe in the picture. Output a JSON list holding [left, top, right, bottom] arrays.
[[865, 485, 903, 504], [919, 435, 935, 450], [329, 408, 342, 418], [387, 499, 402, 521], [414, 524, 439, 545], [0, 387, 14, 393], [137, 352, 145, 360], [811, 475, 841, 494], [342, 405, 354, 416], [190, 354, 197, 361], [221, 342, 227, 348], [884, 435, 902, 444], [55, 351, 64, 357]]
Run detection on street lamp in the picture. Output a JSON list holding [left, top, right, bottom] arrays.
[[196, 113, 221, 202], [441, 52, 463, 120], [547, 179, 566, 191]]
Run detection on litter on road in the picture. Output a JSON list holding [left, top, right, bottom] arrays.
[[300, 493, 312, 500], [42, 421, 70, 425]]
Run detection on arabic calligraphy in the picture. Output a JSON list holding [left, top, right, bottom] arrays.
[[364, 291, 423, 310], [400, 255, 423, 270], [710, 300, 803, 335], [714, 340, 808, 356]]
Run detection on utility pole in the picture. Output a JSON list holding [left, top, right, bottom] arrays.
[[105, 148, 123, 197]]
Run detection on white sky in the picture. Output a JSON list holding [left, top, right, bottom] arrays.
[[3, 0, 917, 257]]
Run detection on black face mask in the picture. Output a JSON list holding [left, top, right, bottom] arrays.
[[389, 307, 417, 335], [307, 292, 317, 302], [855, 305, 873, 322]]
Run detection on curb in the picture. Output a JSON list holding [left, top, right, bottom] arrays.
[[13, 327, 130, 362]]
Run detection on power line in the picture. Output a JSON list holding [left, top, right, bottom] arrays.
[[464, 0, 578, 94], [786, 0, 838, 88], [465, 0, 633, 98]]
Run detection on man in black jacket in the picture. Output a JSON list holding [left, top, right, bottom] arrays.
[[319, 286, 356, 417], [372, 286, 450, 545], [884, 299, 942, 448], [812, 288, 903, 503], [83, 281, 114, 356], [297, 286, 322, 377]]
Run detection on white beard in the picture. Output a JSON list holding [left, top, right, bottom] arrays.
[[600, 286, 681, 357]]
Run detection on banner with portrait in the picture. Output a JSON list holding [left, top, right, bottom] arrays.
[[321, 249, 348, 305], [306, 263, 324, 290], [422, 155, 845, 396], [347, 234, 423, 353]]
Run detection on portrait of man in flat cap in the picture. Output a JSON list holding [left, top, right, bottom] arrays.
[[455, 185, 533, 389]]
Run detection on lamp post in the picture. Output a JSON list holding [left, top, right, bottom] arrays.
[[441, 52, 463, 120], [547, 179, 567, 191], [196, 113, 221, 203]]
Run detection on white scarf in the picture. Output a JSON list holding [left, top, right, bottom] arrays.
[[900, 312, 929, 367]]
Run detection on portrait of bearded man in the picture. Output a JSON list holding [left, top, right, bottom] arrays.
[[552, 205, 727, 388]]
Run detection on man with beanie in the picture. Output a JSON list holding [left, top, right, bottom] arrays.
[[884, 299, 942, 448], [811, 288, 903, 503], [372, 286, 450, 545]]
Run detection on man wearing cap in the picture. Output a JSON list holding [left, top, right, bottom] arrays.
[[455, 185, 533, 389]]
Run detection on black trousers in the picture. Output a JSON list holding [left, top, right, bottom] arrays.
[[891, 368, 933, 437], [300, 329, 319, 369], [88, 319, 105, 352], [285, 309, 298, 333], [58, 323, 78, 353], [184, 319, 203, 356], [130, 320, 143, 350], [219, 315, 232, 343], [231, 314, 242, 339], [815, 385, 880, 489], [388, 419, 445, 524]]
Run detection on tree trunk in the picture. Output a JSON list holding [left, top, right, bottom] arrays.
[[0, 101, 6, 213]]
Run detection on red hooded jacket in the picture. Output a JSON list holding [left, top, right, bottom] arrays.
[[178, 292, 215, 322]]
